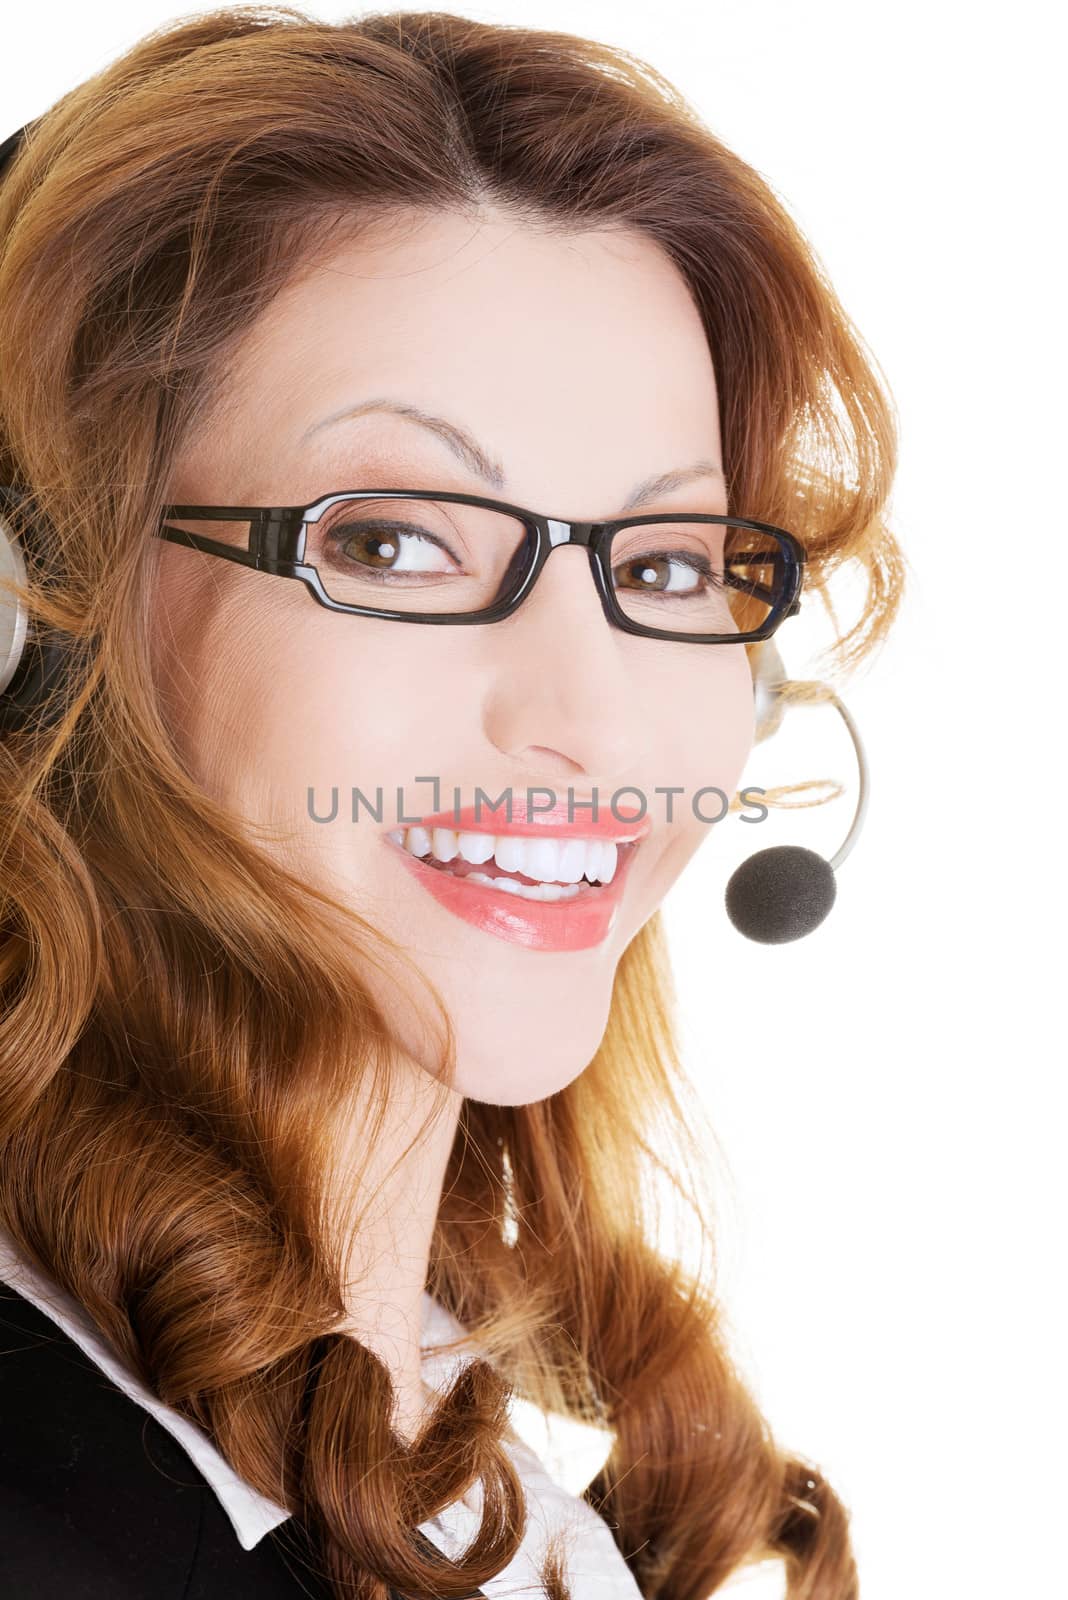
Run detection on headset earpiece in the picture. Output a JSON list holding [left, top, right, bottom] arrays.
[[732, 634, 870, 942]]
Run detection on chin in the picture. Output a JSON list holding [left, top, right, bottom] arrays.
[[445, 1031, 602, 1107]]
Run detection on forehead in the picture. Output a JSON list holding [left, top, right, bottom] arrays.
[[236, 205, 715, 398], [187, 206, 722, 513]]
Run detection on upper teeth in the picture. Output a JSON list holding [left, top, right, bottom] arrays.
[[385, 827, 639, 885]]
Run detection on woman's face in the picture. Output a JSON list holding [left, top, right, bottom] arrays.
[[152, 206, 755, 1104]]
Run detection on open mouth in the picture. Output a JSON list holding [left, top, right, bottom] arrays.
[[386, 828, 641, 904]]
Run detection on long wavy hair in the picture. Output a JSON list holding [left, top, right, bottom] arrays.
[[0, 8, 905, 1598]]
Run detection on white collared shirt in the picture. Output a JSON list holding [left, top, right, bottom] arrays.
[[0, 1224, 784, 1597], [0, 1224, 645, 1595]]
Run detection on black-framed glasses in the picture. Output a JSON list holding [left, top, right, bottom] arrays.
[[155, 488, 805, 645]]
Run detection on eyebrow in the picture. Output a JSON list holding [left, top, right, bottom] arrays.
[[299, 397, 725, 512]]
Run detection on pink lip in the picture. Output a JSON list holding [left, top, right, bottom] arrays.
[[383, 833, 642, 952], [405, 799, 651, 842]]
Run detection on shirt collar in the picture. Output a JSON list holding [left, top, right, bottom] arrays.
[[0, 1222, 473, 1552]]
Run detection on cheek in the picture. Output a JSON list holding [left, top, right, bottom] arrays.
[[653, 647, 756, 861], [242, 616, 463, 862], [716, 648, 758, 772], [672, 644, 756, 782], [149, 558, 299, 799], [279, 619, 449, 771]]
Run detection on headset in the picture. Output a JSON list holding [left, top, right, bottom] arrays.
[[0, 117, 869, 943]]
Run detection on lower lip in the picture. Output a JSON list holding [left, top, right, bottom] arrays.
[[383, 837, 641, 952]]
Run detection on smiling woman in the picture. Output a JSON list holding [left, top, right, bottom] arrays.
[[0, 7, 903, 1600]]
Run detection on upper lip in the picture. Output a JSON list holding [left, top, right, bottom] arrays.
[[395, 799, 651, 843]]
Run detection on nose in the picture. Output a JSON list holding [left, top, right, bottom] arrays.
[[480, 532, 643, 781], [519, 527, 617, 644]]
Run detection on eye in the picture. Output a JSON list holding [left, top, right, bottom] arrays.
[[325, 519, 462, 578], [612, 549, 721, 598]]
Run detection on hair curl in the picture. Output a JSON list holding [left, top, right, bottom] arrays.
[[0, 8, 905, 1597]]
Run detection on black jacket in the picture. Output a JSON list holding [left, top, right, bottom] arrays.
[[0, 1279, 485, 1599]]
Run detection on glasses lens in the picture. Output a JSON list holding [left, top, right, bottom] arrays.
[[608, 520, 790, 637], [305, 496, 533, 614]]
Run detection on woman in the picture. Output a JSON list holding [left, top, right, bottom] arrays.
[[0, 7, 904, 1598]]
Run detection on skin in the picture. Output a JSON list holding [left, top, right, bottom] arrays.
[[150, 205, 756, 1439]]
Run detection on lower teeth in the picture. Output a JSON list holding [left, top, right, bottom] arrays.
[[425, 856, 599, 902], [464, 871, 587, 902]]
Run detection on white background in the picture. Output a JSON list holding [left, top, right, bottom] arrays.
[[2, 4, 1063, 1597]]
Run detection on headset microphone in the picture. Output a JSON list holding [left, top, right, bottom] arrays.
[[727, 637, 870, 943]]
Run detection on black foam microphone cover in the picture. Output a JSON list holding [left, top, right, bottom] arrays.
[[724, 844, 837, 944]]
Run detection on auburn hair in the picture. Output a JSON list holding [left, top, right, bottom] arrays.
[[0, 8, 905, 1597]]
